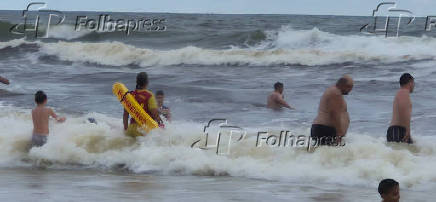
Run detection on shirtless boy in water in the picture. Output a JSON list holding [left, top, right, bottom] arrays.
[[32, 91, 65, 147]]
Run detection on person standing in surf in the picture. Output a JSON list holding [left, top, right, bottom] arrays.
[[387, 73, 414, 144], [31, 91, 66, 147], [156, 90, 171, 122], [123, 72, 164, 137], [0, 76, 9, 85], [267, 82, 295, 110], [311, 75, 353, 145]]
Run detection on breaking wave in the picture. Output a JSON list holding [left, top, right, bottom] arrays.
[[1, 104, 436, 191], [1, 26, 436, 67]]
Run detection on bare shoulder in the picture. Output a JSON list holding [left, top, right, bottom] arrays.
[[396, 89, 410, 99], [328, 88, 345, 108], [327, 87, 341, 100], [45, 107, 54, 114], [270, 92, 279, 99]]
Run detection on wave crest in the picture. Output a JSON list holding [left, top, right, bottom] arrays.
[[2, 25, 436, 67]]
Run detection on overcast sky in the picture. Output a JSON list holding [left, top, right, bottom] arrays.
[[1, 0, 436, 16]]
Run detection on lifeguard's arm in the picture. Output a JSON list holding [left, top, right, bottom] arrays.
[[148, 95, 163, 124], [49, 108, 65, 123], [330, 94, 345, 137], [0, 76, 9, 85], [123, 109, 129, 130], [150, 108, 163, 124], [399, 94, 412, 141], [275, 94, 294, 109]]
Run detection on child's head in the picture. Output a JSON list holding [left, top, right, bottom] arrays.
[[156, 90, 164, 105], [378, 179, 400, 202], [35, 91, 47, 105]]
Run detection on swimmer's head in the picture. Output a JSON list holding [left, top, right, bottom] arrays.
[[274, 82, 284, 94], [400, 73, 414, 93], [378, 179, 400, 202], [136, 72, 149, 90], [336, 75, 353, 95], [156, 90, 165, 106], [35, 90, 47, 105]]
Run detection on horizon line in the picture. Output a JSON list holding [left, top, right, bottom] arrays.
[[0, 9, 376, 17]]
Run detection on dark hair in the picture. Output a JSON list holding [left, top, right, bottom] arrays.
[[35, 90, 47, 104], [336, 77, 348, 86], [136, 72, 149, 89], [399, 73, 414, 86], [378, 179, 399, 195], [156, 90, 164, 96], [274, 82, 283, 90]]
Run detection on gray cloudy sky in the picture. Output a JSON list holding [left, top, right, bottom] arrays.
[[1, 0, 435, 16]]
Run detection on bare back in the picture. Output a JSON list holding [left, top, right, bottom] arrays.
[[267, 92, 281, 109], [32, 106, 52, 135], [267, 91, 291, 110], [313, 86, 350, 136]]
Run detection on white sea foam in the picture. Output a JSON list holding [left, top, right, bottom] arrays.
[[47, 25, 92, 40], [0, 38, 34, 50], [1, 104, 436, 191], [35, 26, 436, 67], [3, 26, 436, 67]]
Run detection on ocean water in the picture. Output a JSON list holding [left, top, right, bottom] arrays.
[[1, 10, 436, 201]]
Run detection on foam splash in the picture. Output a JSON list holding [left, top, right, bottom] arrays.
[[0, 38, 35, 50], [47, 25, 92, 40], [1, 104, 436, 191]]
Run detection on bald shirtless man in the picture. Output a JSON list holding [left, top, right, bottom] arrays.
[[387, 73, 414, 144], [311, 75, 353, 145], [0, 76, 9, 85], [267, 82, 295, 110]]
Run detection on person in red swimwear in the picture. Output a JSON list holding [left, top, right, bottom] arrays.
[[123, 72, 163, 137]]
